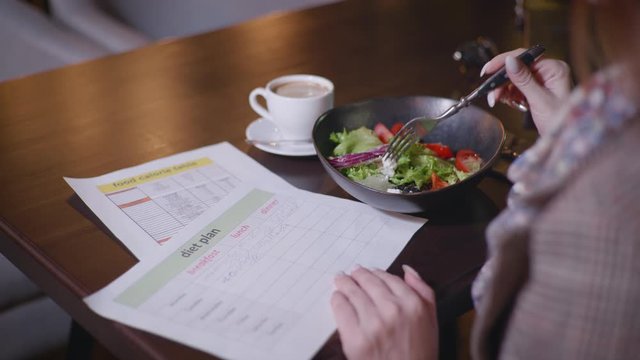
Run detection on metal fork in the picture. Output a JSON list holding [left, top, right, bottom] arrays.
[[382, 44, 545, 170]]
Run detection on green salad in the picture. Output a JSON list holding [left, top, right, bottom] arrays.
[[327, 123, 483, 192]]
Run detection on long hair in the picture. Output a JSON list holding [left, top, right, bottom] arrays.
[[571, 0, 640, 97]]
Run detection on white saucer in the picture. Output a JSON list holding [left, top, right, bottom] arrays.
[[245, 118, 316, 157]]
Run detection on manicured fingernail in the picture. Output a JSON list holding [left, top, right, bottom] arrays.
[[350, 264, 364, 273], [402, 264, 422, 279], [480, 63, 488, 77], [487, 92, 495, 108], [505, 55, 519, 74]]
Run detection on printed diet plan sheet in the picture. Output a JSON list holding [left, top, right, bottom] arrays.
[[65, 142, 294, 259], [85, 184, 426, 360]]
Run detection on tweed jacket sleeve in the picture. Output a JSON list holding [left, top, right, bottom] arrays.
[[496, 120, 640, 359]]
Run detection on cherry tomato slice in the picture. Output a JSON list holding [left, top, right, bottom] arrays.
[[455, 149, 482, 172], [423, 143, 453, 159], [374, 122, 394, 144], [390, 122, 404, 135], [431, 172, 448, 190]]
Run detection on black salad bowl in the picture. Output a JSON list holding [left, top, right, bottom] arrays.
[[312, 96, 505, 213]]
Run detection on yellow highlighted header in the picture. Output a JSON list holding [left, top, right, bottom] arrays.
[[99, 158, 213, 193]]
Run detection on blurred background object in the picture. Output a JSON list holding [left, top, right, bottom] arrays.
[[519, 0, 570, 62], [0, 0, 110, 82], [1, 0, 342, 82], [453, 37, 499, 81], [0, 2, 105, 356], [48, 0, 151, 52], [0, 253, 70, 359], [49, 0, 342, 45], [517, 0, 570, 130]]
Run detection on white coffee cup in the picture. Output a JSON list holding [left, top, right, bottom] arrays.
[[249, 74, 334, 140]]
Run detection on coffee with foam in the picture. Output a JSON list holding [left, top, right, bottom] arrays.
[[273, 81, 330, 98]]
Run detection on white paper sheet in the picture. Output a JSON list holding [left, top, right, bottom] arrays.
[[85, 184, 426, 360], [65, 142, 294, 259]]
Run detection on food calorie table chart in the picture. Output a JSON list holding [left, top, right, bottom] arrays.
[[100, 158, 239, 245], [65, 143, 294, 259]]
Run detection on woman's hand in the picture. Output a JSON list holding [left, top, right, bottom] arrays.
[[481, 48, 572, 135], [330, 265, 438, 360]]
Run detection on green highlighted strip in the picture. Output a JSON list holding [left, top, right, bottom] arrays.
[[115, 189, 274, 308]]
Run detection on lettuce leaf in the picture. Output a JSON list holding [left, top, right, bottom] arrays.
[[389, 144, 463, 189], [330, 127, 382, 156], [341, 162, 380, 180]]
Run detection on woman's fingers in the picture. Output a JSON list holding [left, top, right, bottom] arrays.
[[370, 268, 415, 297], [335, 267, 428, 325], [480, 48, 528, 76], [350, 267, 407, 321], [504, 55, 548, 104], [483, 48, 531, 110], [334, 271, 378, 324], [483, 49, 572, 134], [351, 266, 436, 320], [331, 266, 439, 360], [401, 265, 436, 304], [483, 49, 571, 106], [350, 266, 394, 299], [340, 266, 435, 305], [532, 58, 572, 98], [330, 290, 373, 359], [369, 266, 435, 321], [489, 84, 529, 111], [331, 290, 360, 334]]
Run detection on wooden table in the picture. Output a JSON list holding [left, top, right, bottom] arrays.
[[0, 0, 532, 358]]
